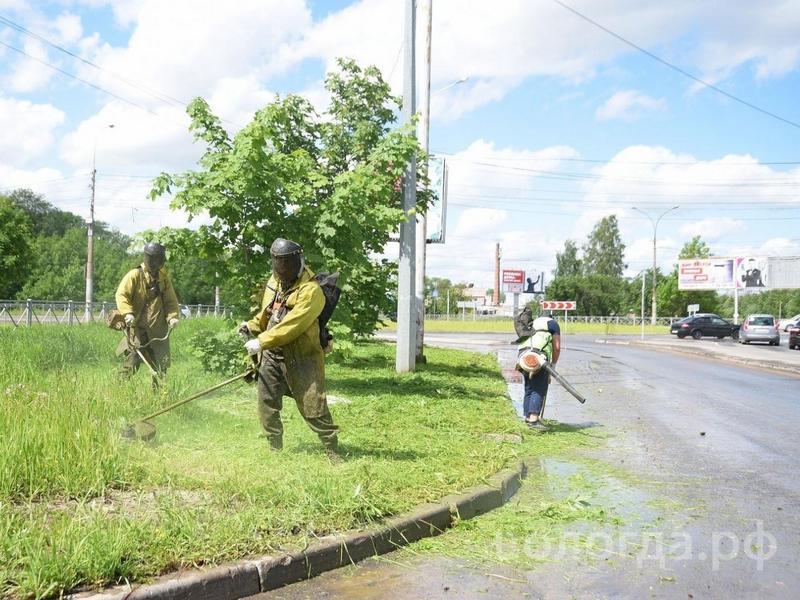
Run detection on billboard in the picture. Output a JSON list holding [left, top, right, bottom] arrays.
[[679, 256, 800, 290], [426, 156, 448, 243], [502, 269, 525, 293]]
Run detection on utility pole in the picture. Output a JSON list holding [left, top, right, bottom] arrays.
[[414, 0, 432, 364], [493, 243, 501, 306], [396, 0, 417, 373], [85, 164, 96, 322], [85, 124, 114, 322]]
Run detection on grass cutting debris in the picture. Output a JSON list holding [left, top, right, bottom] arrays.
[[1, 318, 538, 599]]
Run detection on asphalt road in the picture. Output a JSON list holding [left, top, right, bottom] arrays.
[[252, 333, 800, 599]]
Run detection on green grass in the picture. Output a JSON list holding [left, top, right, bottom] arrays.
[[0, 319, 540, 599], [381, 319, 669, 335]]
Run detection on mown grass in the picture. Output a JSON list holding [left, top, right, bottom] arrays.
[[0, 319, 539, 599], [382, 319, 669, 335]]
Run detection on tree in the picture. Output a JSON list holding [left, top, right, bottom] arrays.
[[0, 197, 34, 298], [582, 215, 626, 277], [656, 236, 719, 317], [150, 59, 428, 336], [553, 239, 581, 278], [9, 188, 84, 237], [546, 273, 625, 315]]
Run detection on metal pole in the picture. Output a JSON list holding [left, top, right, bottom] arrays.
[[641, 270, 645, 341], [734, 286, 739, 325], [85, 161, 96, 323], [632, 205, 678, 325], [396, 0, 417, 373], [446, 288, 450, 320], [414, 0, 432, 363]]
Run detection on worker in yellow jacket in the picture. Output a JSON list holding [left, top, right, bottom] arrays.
[[115, 242, 180, 382], [241, 238, 339, 455]]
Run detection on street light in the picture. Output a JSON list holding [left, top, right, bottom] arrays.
[[631, 205, 679, 325]]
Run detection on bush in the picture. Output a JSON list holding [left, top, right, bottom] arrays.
[[188, 328, 249, 376]]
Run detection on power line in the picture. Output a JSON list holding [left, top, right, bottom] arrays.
[[550, 0, 800, 130], [435, 152, 800, 166], [0, 15, 187, 107], [0, 39, 157, 115]]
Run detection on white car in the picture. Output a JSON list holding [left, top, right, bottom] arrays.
[[778, 313, 800, 331]]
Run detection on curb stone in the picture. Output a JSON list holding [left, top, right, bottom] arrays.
[[70, 460, 528, 600]]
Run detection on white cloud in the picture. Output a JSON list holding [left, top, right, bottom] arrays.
[[82, 0, 310, 108], [596, 90, 666, 121], [680, 218, 745, 241], [6, 38, 55, 92], [0, 96, 65, 165]]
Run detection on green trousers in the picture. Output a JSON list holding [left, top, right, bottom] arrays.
[[256, 350, 338, 450], [120, 330, 170, 384]]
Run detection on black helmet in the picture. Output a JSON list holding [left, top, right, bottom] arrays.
[[270, 238, 304, 286], [143, 242, 166, 274]]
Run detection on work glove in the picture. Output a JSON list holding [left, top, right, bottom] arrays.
[[238, 321, 251, 338], [124, 313, 135, 327], [168, 318, 179, 330], [245, 338, 262, 356]]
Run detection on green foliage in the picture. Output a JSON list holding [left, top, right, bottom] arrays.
[[582, 215, 626, 278], [547, 274, 626, 315], [0, 196, 34, 298], [8, 188, 84, 237], [188, 326, 247, 376], [150, 59, 429, 336], [554, 239, 581, 278]]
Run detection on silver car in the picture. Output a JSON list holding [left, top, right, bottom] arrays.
[[739, 314, 780, 345]]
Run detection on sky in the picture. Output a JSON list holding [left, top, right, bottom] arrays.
[[1, 0, 799, 292]]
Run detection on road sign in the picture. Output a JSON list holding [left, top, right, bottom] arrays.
[[456, 300, 478, 309], [540, 300, 577, 311], [687, 303, 700, 314]]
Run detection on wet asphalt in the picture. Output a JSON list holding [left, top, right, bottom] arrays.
[[250, 333, 800, 600]]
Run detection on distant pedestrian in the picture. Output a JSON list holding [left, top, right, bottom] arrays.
[[115, 242, 180, 383]]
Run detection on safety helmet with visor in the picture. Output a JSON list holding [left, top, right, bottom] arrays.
[[143, 242, 166, 275], [270, 238, 304, 287]]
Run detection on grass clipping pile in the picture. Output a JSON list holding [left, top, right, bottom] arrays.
[[0, 320, 529, 599]]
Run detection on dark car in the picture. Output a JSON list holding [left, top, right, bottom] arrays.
[[671, 313, 740, 340], [789, 326, 800, 350]]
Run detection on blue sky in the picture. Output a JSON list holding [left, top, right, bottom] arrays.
[[1, 0, 799, 291]]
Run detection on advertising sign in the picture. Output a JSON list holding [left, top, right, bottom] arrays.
[[502, 269, 525, 294], [426, 156, 448, 244], [678, 258, 736, 290], [679, 256, 800, 290]]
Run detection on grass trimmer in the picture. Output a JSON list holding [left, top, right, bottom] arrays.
[[120, 365, 256, 441]]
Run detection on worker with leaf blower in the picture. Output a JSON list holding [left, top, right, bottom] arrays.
[[240, 238, 340, 456], [115, 242, 181, 383], [517, 310, 560, 427]]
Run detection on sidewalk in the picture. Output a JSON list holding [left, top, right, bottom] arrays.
[[595, 334, 800, 376]]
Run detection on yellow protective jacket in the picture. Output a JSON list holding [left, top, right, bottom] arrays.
[[248, 267, 326, 413], [115, 264, 180, 338]]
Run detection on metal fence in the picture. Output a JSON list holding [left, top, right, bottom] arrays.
[[0, 299, 230, 327], [426, 313, 680, 326]]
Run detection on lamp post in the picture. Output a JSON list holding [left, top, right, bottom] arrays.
[[632, 205, 679, 325]]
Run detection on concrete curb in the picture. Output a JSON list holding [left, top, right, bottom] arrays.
[[71, 460, 528, 600], [596, 337, 800, 377]]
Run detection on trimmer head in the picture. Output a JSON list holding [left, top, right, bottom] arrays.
[[120, 420, 156, 441]]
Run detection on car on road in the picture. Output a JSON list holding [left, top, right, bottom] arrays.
[[778, 313, 800, 331], [671, 313, 740, 340], [739, 314, 780, 346], [789, 326, 800, 350]]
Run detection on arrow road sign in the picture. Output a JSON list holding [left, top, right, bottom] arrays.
[[539, 300, 577, 311]]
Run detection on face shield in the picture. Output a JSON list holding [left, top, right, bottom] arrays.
[[143, 242, 166, 276], [270, 238, 304, 287]]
